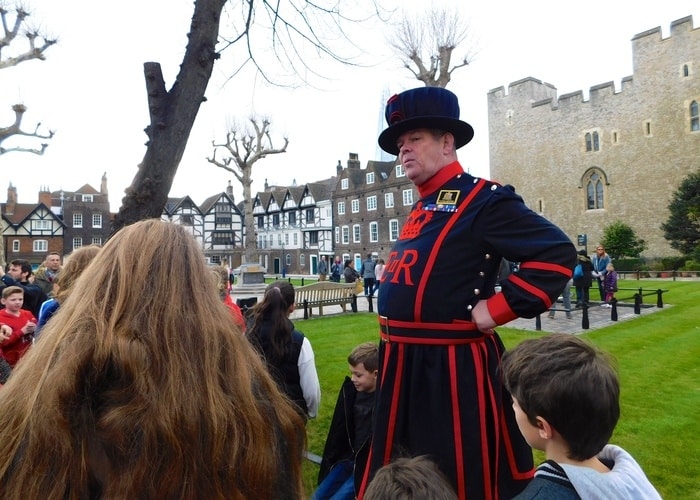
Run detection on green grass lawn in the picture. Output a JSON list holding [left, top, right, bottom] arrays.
[[296, 279, 700, 499]]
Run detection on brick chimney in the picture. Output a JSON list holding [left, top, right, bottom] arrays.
[[38, 186, 52, 207], [100, 172, 108, 195], [226, 180, 234, 200], [347, 153, 360, 169], [336, 160, 343, 176], [6, 184, 17, 215]]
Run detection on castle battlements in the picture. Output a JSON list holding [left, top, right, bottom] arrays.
[[488, 15, 696, 112]]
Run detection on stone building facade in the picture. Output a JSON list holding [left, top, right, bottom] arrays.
[[488, 16, 700, 258]]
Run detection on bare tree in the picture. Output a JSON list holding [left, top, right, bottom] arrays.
[[207, 118, 288, 262], [388, 6, 475, 88], [113, 0, 382, 233], [0, 4, 56, 155]]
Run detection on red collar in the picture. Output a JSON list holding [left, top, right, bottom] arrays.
[[417, 161, 465, 198]]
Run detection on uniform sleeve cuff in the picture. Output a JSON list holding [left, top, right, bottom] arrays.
[[487, 292, 518, 325]]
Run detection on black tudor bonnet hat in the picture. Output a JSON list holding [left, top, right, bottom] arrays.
[[377, 87, 474, 155]]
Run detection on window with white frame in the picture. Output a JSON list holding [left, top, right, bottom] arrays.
[[12, 240, 19, 252], [367, 195, 377, 211], [335, 227, 340, 243], [82, 194, 93, 202], [385, 192, 394, 208], [293, 233, 298, 245], [341, 178, 349, 190], [366, 172, 375, 184], [299, 254, 305, 267], [73, 213, 83, 228], [353, 224, 361, 243], [32, 220, 51, 230], [277, 234, 282, 245], [92, 237, 102, 245], [73, 237, 83, 250], [402, 189, 413, 206], [342, 226, 350, 244], [389, 220, 399, 241], [33, 240, 48, 252], [338, 201, 345, 214], [351, 199, 360, 213], [396, 165, 405, 177], [369, 222, 378, 242], [284, 233, 289, 245], [92, 213, 102, 228]]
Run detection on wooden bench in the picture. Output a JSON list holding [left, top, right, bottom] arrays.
[[294, 281, 357, 318]]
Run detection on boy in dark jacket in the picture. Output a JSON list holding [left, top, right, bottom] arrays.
[[314, 342, 378, 500]]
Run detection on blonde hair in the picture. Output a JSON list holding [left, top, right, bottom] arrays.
[[0, 219, 305, 498]]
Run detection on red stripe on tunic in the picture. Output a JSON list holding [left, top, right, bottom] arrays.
[[500, 409, 536, 481], [481, 340, 500, 498], [384, 343, 405, 464], [414, 178, 488, 320], [449, 345, 466, 499], [509, 274, 552, 307], [472, 342, 493, 500], [519, 261, 572, 276]]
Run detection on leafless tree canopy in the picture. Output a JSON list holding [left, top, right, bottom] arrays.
[[0, 4, 56, 156], [207, 118, 288, 259], [388, 6, 476, 88]]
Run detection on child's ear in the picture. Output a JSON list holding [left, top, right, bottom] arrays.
[[535, 416, 554, 440]]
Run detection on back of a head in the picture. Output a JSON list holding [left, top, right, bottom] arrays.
[[210, 265, 230, 298], [0, 219, 305, 498], [53, 244, 101, 303], [364, 456, 457, 500], [501, 333, 620, 460]]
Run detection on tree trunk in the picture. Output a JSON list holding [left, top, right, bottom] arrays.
[[241, 172, 255, 263], [112, 0, 227, 233]]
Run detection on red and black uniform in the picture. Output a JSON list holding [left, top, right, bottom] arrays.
[[357, 162, 576, 499]]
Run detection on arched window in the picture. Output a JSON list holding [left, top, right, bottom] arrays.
[[584, 170, 605, 210], [690, 101, 699, 132]]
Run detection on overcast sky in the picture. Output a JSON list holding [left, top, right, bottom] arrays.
[[1, 0, 698, 212]]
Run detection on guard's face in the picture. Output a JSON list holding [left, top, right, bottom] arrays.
[[397, 129, 447, 186]]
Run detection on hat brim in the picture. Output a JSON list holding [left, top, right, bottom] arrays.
[[378, 116, 474, 155]]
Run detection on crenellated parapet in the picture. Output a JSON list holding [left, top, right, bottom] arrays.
[[488, 15, 697, 114]]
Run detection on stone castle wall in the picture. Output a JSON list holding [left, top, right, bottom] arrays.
[[488, 16, 699, 258]]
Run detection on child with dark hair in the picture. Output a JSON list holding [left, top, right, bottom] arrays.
[[314, 342, 379, 500], [501, 333, 661, 499], [247, 280, 321, 420], [363, 456, 457, 500]]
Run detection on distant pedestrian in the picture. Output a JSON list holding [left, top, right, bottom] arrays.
[[592, 245, 611, 301], [373, 259, 385, 296], [360, 254, 376, 297], [573, 250, 594, 307], [602, 263, 618, 308], [318, 255, 329, 281], [331, 257, 342, 283]]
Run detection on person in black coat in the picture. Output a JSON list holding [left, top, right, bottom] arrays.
[[573, 250, 594, 307]]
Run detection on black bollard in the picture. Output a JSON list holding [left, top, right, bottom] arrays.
[[535, 314, 541, 331], [367, 294, 374, 313], [301, 277, 305, 286], [303, 299, 309, 320], [634, 293, 641, 314], [656, 289, 664, 308], [582, 303, 589, 329], [637, 288, 644, 304], [610, 298, 618, 321]]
